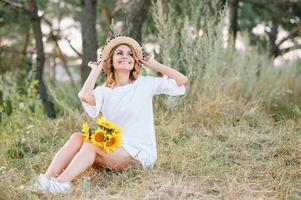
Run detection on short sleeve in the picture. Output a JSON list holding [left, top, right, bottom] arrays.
[[79, 86, 106, 118], [146, 75, 186, 96]]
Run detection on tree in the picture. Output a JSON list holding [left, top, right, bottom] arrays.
[[81, 0, 98, 83], [123, 0, 151, 43], [0, 0, 32, 74], [229, 0, 239, 44], [239, 0, 301, 57], [27, 0, 56, 118]]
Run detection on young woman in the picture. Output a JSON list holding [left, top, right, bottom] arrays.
[[29, 35, 188, 194]]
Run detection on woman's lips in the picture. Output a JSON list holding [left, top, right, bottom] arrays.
[[118, 60, 131, 64]]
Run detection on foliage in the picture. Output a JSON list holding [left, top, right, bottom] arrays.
[[0, 0, 301, 199], [239, 0, 301, 56], [152, 0, 301, 125]]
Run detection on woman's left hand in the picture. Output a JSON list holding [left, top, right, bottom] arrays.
[[141, 54, 158, 69]]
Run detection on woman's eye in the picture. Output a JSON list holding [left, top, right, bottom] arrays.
[[117, 52, 122, 55], [129, 53, 133, 57]]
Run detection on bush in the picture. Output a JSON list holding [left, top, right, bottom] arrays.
[[151, 0, 301, 124]]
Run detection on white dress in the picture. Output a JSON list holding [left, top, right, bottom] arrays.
[[80, 75, 186, 168]]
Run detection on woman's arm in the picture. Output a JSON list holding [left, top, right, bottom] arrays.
[[141, 55, 188, 86], [77, 61, 102, 106]]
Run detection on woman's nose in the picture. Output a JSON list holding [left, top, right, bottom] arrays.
[[121, 55, 128, 59]]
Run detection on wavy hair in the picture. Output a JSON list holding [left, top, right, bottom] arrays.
[[103, 44, 141, 88]]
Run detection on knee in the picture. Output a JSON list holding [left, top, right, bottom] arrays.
[[69, 132, 83, 143], [80, 141, 97, 152], [63, 132, 83, 150]]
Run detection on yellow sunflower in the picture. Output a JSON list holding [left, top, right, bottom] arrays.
[[81, 122, 90, 142], [103, 134, 122, 153], [82, 131, 90, 142], [96, 117, 113, 130], [90, 129, 107, 148], [112, 127, 122, 135], [81, 122, 89, 134]]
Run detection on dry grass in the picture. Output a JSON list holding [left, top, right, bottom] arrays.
[[1, 105, 300, 199], [1, 1, 301, 199]]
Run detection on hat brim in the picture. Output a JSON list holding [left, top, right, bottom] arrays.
[[101, 36, 143, 73]]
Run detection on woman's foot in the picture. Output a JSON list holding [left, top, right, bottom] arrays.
[[25, 174, 50, 193], [45, 177, 71, 194], [26, 174, 71, 195]]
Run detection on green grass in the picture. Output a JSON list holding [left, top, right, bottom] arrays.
[[1, 104, 300, 199], [1, 1, 301, 199]]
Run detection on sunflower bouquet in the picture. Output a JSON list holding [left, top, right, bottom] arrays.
[[81, 117, 122, 153]]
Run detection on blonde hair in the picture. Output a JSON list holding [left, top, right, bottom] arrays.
[[103, 44, 141, 88]]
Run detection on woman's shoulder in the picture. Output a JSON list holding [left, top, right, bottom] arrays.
[[139, 75, 168, 84], [94, 84, 110, 93], [139, 75, 162, 81]]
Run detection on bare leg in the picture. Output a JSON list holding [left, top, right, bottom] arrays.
[[55, 144, 141, 182], [44, 132, 83, 178], [94, 146, 142, 171], [56, 142, 97, 182]]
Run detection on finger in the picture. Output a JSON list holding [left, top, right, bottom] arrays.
[[144, 55, 150, 61]]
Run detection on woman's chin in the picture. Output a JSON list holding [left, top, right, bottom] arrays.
[[115, 65, 134, 71]]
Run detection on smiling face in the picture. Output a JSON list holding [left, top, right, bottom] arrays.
[[112, 44, 135, 71], [103, 43, 141, 88]]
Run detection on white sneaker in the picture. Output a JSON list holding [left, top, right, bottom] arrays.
[[25, 174, 50, 193], [44, 177, 71, 195], [25, 174, 71, 195]]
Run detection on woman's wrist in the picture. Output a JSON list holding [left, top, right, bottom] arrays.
[[149, 61, 165, 72], [144, 60, 159, 70], [91, 66, 103, 74]]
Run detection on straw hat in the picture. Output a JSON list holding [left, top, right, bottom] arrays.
[[100, 35, 144, 74]]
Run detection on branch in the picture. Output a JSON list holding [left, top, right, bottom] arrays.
[[279, 44, 301, 55], [65, 37, 82, 57], [0, 0, 23, 10], [101, 3, 126, 24], [42, 16, 82, 57], [41, 16, 76, 86], [0, 0, 31, 16], [111, 2, 126, 17], [277, 26, 300, 47]]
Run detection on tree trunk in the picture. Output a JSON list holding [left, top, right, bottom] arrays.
[[123, 0, 150, 43], [267, 20, 279, 57], [27, 0, 56, 118], [22, 28, 30, 56], [81, 0, 98, 84], [229, 0, 239, 45]]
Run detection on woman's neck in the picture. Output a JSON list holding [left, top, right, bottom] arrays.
[[113, 70, 131, 87]]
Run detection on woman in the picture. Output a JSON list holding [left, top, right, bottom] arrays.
[[30, 35, 188, 194]]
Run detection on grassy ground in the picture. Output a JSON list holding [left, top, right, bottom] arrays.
[[1, 101, 300, 199], [1, 2, 301, 199]]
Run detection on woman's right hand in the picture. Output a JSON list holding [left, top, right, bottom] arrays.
[[88, 58, 103, 70]]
